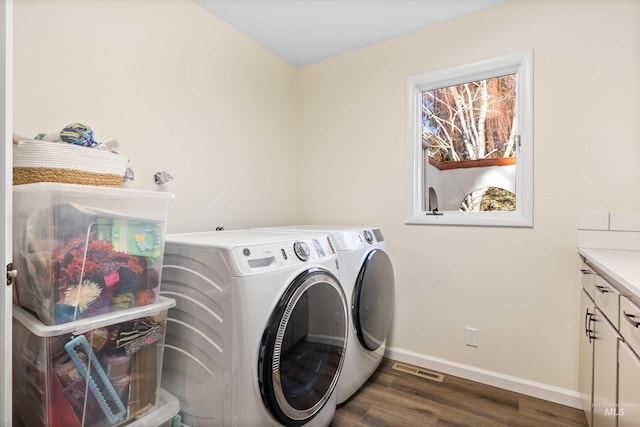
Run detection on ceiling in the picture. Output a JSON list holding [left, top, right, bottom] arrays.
[[194, 0, 510, 67]]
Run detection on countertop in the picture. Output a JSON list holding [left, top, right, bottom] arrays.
[[578, 247, 640, 298]]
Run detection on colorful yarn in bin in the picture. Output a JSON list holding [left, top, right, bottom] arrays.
[[60, 123, 99, 147]]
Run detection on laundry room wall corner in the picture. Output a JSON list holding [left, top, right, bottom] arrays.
[[13, 0, 299, 233]]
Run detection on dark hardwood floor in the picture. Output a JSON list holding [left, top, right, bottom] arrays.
[[331, 359, 588, 427]]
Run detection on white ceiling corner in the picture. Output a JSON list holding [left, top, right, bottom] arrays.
[[194, 0, 510, 67]]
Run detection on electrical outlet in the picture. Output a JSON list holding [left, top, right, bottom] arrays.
[[465, 327, 479, 347]]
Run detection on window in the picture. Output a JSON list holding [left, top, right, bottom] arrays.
[[405, 50, 533, 227]]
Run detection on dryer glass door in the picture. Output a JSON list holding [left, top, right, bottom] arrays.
[[353, 249, 395, 351], [259, 268, 347, 425]]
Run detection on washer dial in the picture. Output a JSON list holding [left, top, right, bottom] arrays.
[[293, 241, 311, 261]]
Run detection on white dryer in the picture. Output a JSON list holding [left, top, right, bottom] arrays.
[[255, 226, 395, 405], [159, 230, 348, 426]]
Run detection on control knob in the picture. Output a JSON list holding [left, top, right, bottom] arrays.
[[363, 230, 374, 244], [293, 241, 311, 261]]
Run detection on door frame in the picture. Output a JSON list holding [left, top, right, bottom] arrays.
[[1, 0, 13, 423]]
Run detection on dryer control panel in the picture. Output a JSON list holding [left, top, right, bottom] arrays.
[[332, 228, 384, 251], [232, 236, 336, 275]]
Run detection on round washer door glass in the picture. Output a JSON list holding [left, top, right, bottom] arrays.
[[259, 268, 347, 425], [353, 249, 395, 351]]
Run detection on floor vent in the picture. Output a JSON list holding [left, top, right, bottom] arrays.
[[391, 362, 445, 382]]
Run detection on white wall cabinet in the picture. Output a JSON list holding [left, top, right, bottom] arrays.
[[579, 259, 640, 427]]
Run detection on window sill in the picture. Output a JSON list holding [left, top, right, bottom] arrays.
[[405, 211, 533, 228]]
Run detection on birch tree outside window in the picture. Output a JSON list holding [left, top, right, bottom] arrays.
[[405, 50, 533, 227]]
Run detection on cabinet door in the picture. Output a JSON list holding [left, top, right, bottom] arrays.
[[618, 342, 640, 427], [579, 289, 595, 426], [592, 307, 620, 427], [620, 296, 640, 355]]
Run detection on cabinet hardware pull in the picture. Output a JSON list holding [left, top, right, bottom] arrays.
[[595, 285, 609, 294], [585, 309, 596, 343], [580, 269, 593, 275], [584, 310, 589, 338], [623, 311, 640, 328]]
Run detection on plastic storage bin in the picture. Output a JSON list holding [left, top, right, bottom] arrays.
[[12, 296, 175, 427], [12, 182, 174, 325], [126, 389, 180, 427], [12, 389, 180, 427]]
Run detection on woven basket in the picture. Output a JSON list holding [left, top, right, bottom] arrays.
[[13, 140, 128, 187]]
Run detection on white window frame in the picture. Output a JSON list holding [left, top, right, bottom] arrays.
[[405, 49, 534, 227]]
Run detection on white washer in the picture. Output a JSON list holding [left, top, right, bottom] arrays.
[[254, 226, 395, 404], [159, 230, 348, 426]]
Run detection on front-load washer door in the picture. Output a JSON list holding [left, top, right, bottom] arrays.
[[259, 268, 347, 426], [352, 249, 395, 351]]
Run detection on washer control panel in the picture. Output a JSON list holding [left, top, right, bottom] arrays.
[[233, 235, 336, 274]]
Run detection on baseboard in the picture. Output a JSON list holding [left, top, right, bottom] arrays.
[[384, 346, 583, 410]]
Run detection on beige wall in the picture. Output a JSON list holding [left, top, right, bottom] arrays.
[[296, 0, 640, 393], [13, 0, 298, 233], [12, 0, 640, 399]]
